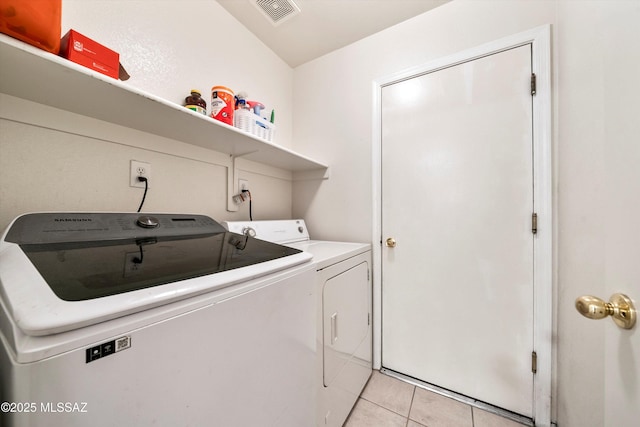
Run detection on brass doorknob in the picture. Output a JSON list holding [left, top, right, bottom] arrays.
[[575, 293, 636, 330], [385, 238, 396, 248]]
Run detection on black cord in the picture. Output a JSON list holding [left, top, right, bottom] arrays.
[[242, 189, 252, 221], [137, 176, 148, 213], [133, 245, 144, 264]]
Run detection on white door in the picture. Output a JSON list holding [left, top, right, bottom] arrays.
[[602, 286, 640, 427], [381, 45, 534, 417], [575, 67, 640, 426], [597, 12, 640, 421], [600, 137, 640, 425], [569, 3, 640, 423]]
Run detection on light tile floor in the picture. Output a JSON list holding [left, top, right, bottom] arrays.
[[344, 371, 529, 427]]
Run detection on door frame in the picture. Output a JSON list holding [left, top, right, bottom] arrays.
[[371, 25, 552, 426]]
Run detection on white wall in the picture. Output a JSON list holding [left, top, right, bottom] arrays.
[[61, 0, 294, 149], [0, 0, 295, 231], [292, 0, 556, 243], [292, 0, 640, 426]]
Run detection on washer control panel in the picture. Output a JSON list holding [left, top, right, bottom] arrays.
[[5, 213, 226, 244], [223, 219, 310, 244]]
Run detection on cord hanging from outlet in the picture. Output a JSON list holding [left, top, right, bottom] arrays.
[[136, 176, 148, 212], [232, 189, 253, 221], [232, 191, 250, 205]]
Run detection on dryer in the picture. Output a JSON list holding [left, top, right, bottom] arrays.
[[223, 220, 372, 427]]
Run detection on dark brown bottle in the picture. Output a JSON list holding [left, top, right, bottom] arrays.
[[184, 90, 207, 115]]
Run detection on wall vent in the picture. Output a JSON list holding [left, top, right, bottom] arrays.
[[253, 0, 301, 26]]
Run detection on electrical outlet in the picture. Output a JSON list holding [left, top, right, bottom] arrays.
[[123, 252, 144, 277], [239, 179, 249, 192], [130, 160, 151, 188]]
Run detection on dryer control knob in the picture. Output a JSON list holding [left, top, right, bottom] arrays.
[[137, 215, 160, 228], [242, 227, 257, 237]]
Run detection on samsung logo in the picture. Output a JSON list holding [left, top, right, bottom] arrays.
[[54, 218, 93, 222]]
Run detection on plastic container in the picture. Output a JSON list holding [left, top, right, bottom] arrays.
[[210, 86, 234, 125], [234, 109, 276, 142], [0, 0, 62, 53], [184, 90, 207, 115]]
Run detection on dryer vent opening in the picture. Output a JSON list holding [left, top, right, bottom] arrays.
[[253, 0, 301, 26]]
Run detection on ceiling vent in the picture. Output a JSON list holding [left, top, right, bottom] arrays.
[[253, 0, 301, 26]]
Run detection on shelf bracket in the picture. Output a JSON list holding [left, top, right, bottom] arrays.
[[226, 157, 238, 212]]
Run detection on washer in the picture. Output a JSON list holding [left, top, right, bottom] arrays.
[[223, 219, 373, 427], [0, 212, 316, 427]]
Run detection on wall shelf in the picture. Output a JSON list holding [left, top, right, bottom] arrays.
[[0, 34, 328, 172]]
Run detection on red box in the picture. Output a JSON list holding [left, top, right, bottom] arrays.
[[60, 30, 119, 79]]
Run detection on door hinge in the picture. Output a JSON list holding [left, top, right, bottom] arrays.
[[531, 351, 538, 374], [531, 73, 537, 96], [368, 313, 371, 326], [532, 213, 538, 234], [367, 269, 370, 281]]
